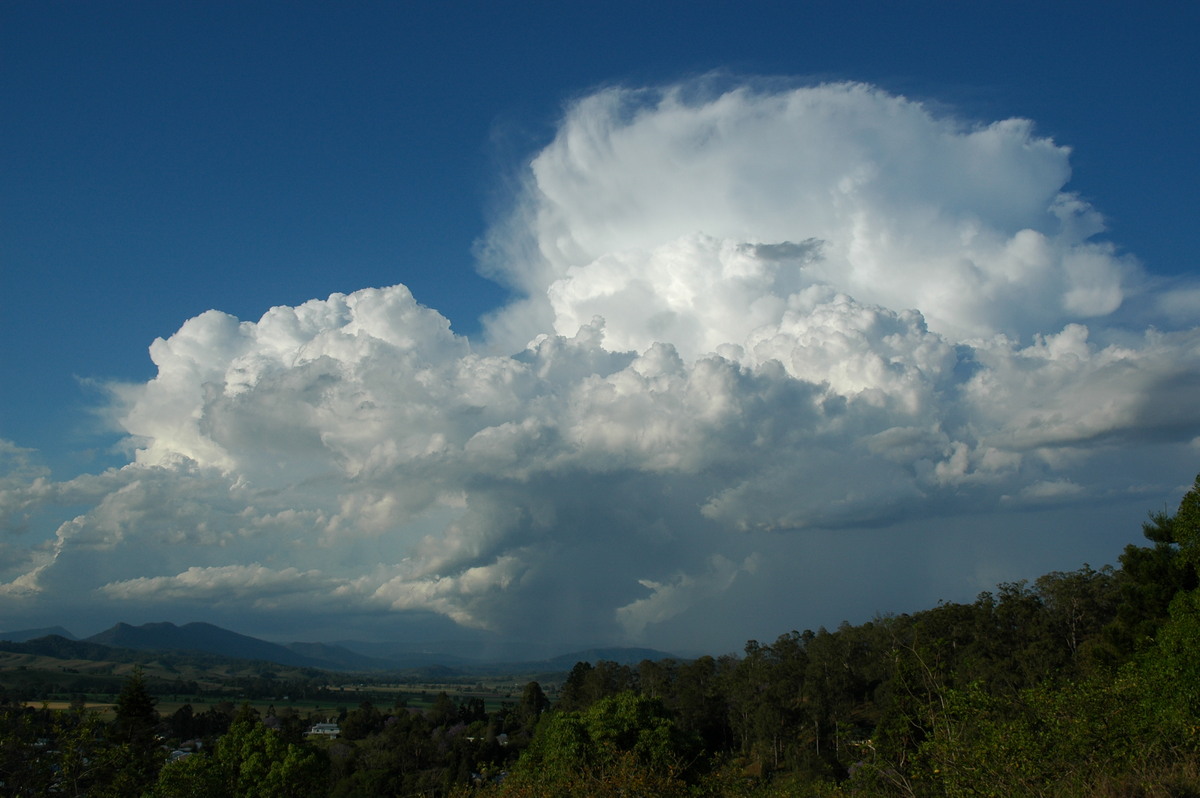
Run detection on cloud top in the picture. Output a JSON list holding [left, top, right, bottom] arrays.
[[482, 81, 1136, 354]]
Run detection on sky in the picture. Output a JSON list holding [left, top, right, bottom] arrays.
[[2, 1, 1200, 656]]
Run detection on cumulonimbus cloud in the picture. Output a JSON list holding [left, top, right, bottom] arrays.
[[3, 79, 1199, 649], [479, 81, 1141, 352]]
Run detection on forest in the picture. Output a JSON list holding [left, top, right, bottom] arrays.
[[3, 472, 1200, 797]]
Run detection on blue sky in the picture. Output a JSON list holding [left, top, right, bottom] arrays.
[[2, 2, 1200, 653]]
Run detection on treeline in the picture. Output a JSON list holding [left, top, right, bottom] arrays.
[[3, 474, 1200, 796], [0, 673, 546, 796], [0, 670, 340, 708]]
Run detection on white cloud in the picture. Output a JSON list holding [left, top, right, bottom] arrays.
[[2, 79, 1199, 651], [616, 554, 760, 639], [480, 81, 1139, 352], [100, 564, 331, 609]]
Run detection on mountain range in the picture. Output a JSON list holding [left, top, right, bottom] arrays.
[[0, 621, 676, 674], [0, 626, 78, 643]]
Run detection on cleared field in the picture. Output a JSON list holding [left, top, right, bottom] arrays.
[[20, 690, 507, 721], [23, 700, 117, 715]]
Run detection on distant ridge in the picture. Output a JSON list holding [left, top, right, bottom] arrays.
[[332, 640, 679, 668], [283, 641, 394, 671], [547, 647, 679, 666], [0, 635, 129, 662], [5, 621, 682, 673], [87, 621, 309, 666], [85, 621, 388, 671], [0, 626, 78, 642]]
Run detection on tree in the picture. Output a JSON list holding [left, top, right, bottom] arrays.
[[556, 661, 635, 712], [228, 718, 327, 797], [339, 700, 383, 741], [506, 691, 698, 795], [1034, 565, 1118, 668], [556, 661, 595, 711], [670, 655, 729, 752], [426, 691, 458, 727], [113, 666, 159, 746], [169, 703, 197, 740], [152, 752, 226, 798], [102, 666, 165, 795], [516, 681, 550, 733], [1100, 502, 1199, 663], [0, 704, 55, 795], [55, 710, 113, 798], [1137, 474, 1200, 729]]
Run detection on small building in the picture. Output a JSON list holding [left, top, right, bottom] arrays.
[[307, 722, 340, 738]]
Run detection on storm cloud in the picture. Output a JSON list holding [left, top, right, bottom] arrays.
[[4, 81, 1200, 652]]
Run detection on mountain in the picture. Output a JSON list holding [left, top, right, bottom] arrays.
[[13, 620, 680, 674], [0, 625, 77, 642], [547, 647, 679, 667], [332, 640, 679, 668], [83, 621, 400, 671], [282, 641, 394, 671], [329, 641, 683, 675], [0, 635, 125, 662], [84, 622, 355, 670], [334, 639, 500, 667], [87, 621, 303, 665]]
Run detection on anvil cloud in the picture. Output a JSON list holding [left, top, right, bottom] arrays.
[[3, 81, 1199, 652]]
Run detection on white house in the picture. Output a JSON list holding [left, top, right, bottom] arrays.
[[307, 722, 341, 738]]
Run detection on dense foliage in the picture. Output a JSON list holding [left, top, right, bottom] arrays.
[[4, 474, 1200, 796]]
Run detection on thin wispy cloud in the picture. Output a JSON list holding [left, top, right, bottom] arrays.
[[3, 80, 1199, 651]]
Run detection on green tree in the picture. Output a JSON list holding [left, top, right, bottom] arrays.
[[1137, 473, 1200, 728], [217, 718, 327, 798], [152, 752, 226, 798], [516, 681, 550, 733], [339, 700, 383, 741], [556, 660, 635, 712], [0, 704, 55, 795], [113, 666, 160, 746], [426, 691, 458, 727], [509, 691, 700, 792], [1034, 565, 1118, 669], [557, 661, 595, 711], [96, 666, 165, 796], [671, 655, 730, 753], [153, 719, 326, 798], [1099, 503, 1199, 664]]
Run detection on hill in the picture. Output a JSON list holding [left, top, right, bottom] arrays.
[[0, 626, 78, 642], [547, 647, 678, 666], [2, 620, 679, 676], [85, 621, 390, 671]]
